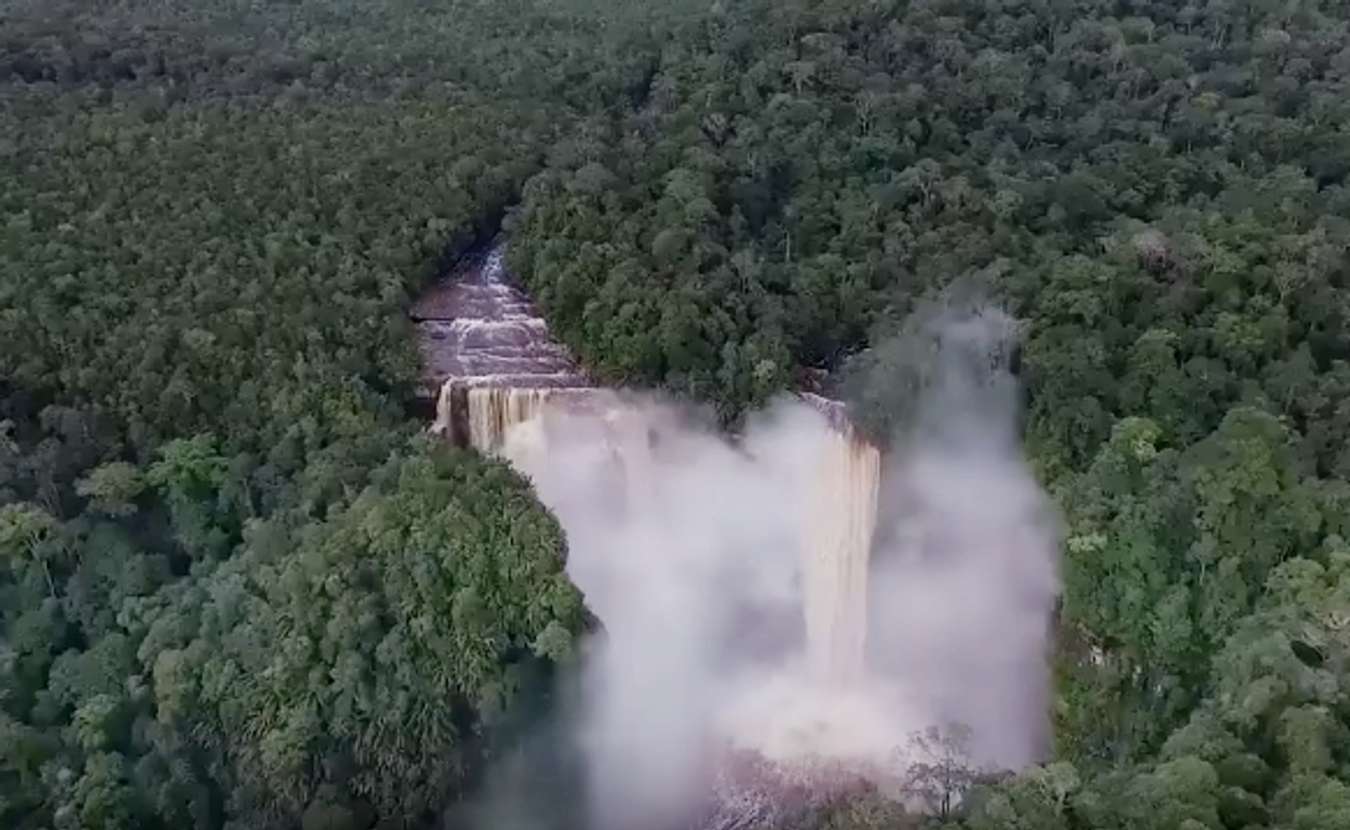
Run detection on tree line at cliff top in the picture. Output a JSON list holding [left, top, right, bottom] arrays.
[[4, 0, 1350, 828]]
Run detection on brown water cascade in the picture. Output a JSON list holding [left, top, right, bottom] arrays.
[[413, 243, 595, 449], [415, 241, 885, 828], [415, 248, 882, 677], [798, 396, 881, 687]]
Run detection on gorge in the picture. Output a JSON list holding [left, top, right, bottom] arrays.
[[415, 241, 1059, 827]]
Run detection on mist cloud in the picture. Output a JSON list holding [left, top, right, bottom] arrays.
[[467, 304, 1060, 828]]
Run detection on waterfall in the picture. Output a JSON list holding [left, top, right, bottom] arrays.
[[466, 386, 559, 454], [431, 384, 608, 457], [419, 238, 884, 700], [431, 381, 456, 437], [802, 421, 880, 685], [435, 376, 885, 685], [415, 247, 1060, 821]]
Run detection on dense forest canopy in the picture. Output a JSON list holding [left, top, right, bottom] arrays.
[[3, 0, 1350, 829], [0, 0, 636, 826]]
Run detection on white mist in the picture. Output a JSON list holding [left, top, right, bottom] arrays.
[[451, 307, 1059, 828]]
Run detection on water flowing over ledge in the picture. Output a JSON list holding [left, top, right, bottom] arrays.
[[411, 240, 1031, 829], [412, 243, 592, 398], [413, 241, 876, 463]]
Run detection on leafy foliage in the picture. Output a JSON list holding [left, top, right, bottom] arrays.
[[0, 0, 626, 826], [4, 0, 1350, 828]]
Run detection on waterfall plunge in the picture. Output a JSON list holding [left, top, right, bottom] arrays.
[[420, 245, 1058, 829], [803, 423, 880, 686], [437, 382, 1057, 829], [421, 239, 885, 696], [439, 385, 883, 691]]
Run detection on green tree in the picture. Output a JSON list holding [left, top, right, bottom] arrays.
[[0, 503, 62, 598], [76, 464, 145, 518]]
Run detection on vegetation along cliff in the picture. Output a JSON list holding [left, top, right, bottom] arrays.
[[2, 1, 1349, 829]]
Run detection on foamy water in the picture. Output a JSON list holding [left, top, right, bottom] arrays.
[[414, 245, 590, 394]]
